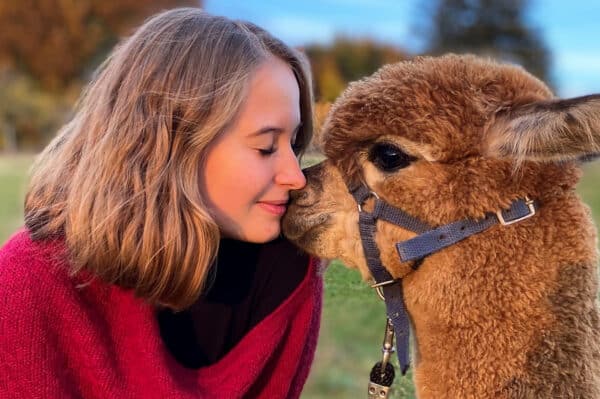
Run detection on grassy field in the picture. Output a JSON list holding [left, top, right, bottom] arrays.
[[1, 155, 599, 398], [0, 154, 33, 242]]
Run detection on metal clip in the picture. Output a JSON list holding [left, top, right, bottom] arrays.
[[367, 319, 397, 399], [380, 318, 395, 373], [367, 381, 391, 399]]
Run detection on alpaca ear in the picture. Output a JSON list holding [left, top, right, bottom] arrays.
[[484, 94, 600, 163]]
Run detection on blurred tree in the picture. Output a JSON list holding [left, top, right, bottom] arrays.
[[0, 0, 199, 151], [310, 101, 332, 153], [315, 58, 346, 103], [421, 0, 552, 85], [305, 37, 408, 102], [0, 0, 199, 91], [0, 68, 72, 152]]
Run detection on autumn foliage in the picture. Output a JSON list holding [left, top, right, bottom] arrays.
[[0, 0, 198, 150], [0, 0, 198, 90]]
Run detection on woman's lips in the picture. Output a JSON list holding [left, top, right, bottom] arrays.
[[257, 201, 288, 216]]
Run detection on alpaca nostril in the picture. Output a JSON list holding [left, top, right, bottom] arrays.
[[289, 189, 308, 203], [302, 161, 325, 180]]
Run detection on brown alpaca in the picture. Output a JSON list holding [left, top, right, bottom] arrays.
[[283, 54, 600, 398]]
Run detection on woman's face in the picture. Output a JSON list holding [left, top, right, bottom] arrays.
[[200, 57, 307, 243]]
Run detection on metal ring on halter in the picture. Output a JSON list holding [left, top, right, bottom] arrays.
[[358, 191, 380, 212], [370, 278, 398, 301]]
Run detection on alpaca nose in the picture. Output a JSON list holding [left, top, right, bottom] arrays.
[[302, 161, 325, 182], [289, 161, 325, 206], [289, 187, 308, 202]]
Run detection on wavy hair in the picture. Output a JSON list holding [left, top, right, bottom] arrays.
[[24, 8, 313, 310]]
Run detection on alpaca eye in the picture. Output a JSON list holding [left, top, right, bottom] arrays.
[[368, 142, 416, 172]]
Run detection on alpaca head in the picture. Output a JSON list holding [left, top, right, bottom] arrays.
[[283, 54, 600, 279]]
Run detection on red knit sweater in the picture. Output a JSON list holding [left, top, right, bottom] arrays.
[[0, 230, 322, 399]]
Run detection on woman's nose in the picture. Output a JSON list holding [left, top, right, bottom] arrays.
[[275, 151, 307, 190]]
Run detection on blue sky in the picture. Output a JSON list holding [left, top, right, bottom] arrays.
[[204, 0, 600, 98]]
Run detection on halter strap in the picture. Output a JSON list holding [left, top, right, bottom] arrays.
[[357, 208, 413, 375], [396, 198, 536, 261], [350, 183, 538, 376]]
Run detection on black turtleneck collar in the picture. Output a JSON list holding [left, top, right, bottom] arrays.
[[157, 236, 309, 368]]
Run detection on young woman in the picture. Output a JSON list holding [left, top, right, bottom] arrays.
[[0, 8, 321, 399]]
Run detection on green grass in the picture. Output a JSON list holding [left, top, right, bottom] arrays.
[[0, 154, 33, 244], [579, 163, 600, 222], [1, 154, 599, 399]]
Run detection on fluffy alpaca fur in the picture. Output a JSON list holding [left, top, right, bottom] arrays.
[[283, 54, 600, 398]]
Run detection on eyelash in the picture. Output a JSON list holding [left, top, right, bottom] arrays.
[[258, 143, 301, 157], [258, 147, 276, 156]]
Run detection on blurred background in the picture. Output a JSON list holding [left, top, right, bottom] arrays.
[[1, 1, 599, 398]]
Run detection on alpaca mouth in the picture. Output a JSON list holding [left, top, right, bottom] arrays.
[[282, 211, 331, 241]]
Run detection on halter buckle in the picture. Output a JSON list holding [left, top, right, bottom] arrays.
[[496, 197, 535, 226]]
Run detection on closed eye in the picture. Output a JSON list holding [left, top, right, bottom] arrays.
[[368, 142, 416, 172], [258, 147, 276, 156]]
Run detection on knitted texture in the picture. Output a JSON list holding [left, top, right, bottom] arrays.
[[0, 230, 322, 399]]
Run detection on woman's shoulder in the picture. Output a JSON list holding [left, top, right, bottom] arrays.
[[0, 229, 74, 306]]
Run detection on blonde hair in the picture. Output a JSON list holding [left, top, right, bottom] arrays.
[[24, 8, 313, 310]]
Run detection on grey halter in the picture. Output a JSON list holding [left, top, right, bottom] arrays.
[[348, 183, 537, 396]]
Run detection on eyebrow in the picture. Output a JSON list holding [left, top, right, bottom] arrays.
[[250, 126, 285, 136], [249, 123, 302, 137]]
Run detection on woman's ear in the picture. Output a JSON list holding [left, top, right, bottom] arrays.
[[483, 94, 600, 164]]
